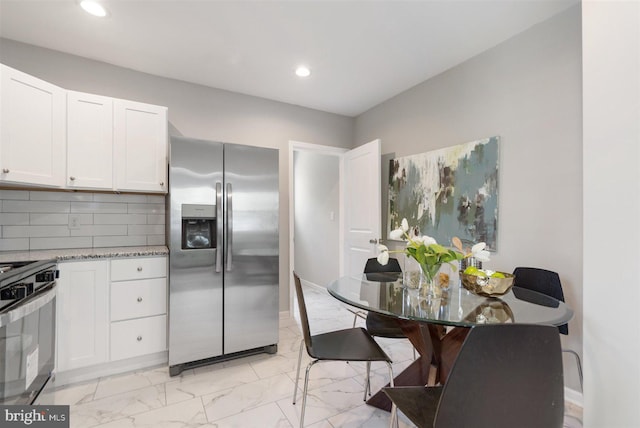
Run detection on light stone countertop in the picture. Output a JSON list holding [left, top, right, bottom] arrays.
[[0, 246, 169, 263]]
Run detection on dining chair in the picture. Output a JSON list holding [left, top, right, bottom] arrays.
[[292, 272, 395, 428], [512, 266, 583, 391], [384, 324, 565, 428]]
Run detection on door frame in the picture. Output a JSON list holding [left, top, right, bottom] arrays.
[[288, 140, 347, 314]]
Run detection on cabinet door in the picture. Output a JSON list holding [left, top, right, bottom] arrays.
[[56, 260, 109, 372], [114, 99, 167, 193], [67, 91, 114, 190], [0, 64, 66, 187]]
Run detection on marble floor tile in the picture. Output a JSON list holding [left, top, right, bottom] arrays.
[[208, 402, 292, 427], [165, 363, 260, 405], [70, 384, 166, 428], [91, 397, 207, 428], [202, 373, 295, 422], [94, 365, 189, 400], [37, 379, 98, 405]]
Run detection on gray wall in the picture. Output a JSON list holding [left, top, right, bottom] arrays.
[[293, 151, 340, 287], [0, 38, 355, 312], [583, 2, 640, 426], [355, 7, 583, 392]]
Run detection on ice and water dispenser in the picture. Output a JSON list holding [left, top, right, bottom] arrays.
[[181, 204, 216, 250]]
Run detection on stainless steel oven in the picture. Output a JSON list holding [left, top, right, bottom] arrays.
[[0, 259, 58, 405]]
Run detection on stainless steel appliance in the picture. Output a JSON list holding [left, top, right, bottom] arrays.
[[0, 259, 58, 405], [168, 136, 279, 376]]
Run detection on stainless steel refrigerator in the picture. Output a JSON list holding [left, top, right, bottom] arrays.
[[168, 136, 279, 376]]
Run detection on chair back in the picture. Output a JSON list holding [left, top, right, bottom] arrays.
[[434, 324, 564, 428], [513, 267, 568, 334], [292, 272, 314, 352], [364, 257, 402, 273]]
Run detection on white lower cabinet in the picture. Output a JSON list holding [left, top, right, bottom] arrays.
[[56, 256, 167, 379], [56, 260, 109, 372]]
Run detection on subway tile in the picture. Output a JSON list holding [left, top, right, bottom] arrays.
[[128, 224, 165, 236], [94, 214, 147, 225], [70, 225, 127, 237], [3, 200, 70, 213], [30, 237, 92, 250], [29, 213, 69, 225], [93, 235, 147, 248], [147, 235, 165, 246], [128, 203, 165, 214], [4, 225, 70, 238], [29, 191, 92, 202], [0, 238, 29, 251], [94, 193, 147, 203], [71, 202, 127, 214], [0, 190, 29, 200], [147, 214, 165, 225], [0, 213, 29, 226], [146, 195, 166, 204]]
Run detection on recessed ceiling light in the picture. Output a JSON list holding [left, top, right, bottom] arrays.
[[80, 0, 108, 17], [295, 66, 311, 78]]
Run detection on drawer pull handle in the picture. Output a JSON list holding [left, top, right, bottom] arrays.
[[137, 336, 142, 341], [137, 267, 143, 272], [137, 297, 143, 302]]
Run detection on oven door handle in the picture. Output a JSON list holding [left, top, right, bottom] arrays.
[[0, 282, 56, 328]]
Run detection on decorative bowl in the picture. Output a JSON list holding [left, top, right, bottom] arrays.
[[460, 272, 515, 297]]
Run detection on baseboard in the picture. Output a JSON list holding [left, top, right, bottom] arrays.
[[279, 310, 291, 319], [564, 386, 583, 407], [300, 278, 324, 290]]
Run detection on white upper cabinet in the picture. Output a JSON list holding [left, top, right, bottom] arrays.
[[114, 99, 168, 193], [67, 91, 114, 190], [0, 64, 66, 187]]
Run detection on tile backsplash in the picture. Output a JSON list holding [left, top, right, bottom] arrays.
[[0, 190, 166, 251]]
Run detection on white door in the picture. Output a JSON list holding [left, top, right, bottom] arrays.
[[67, 91, 114, 190], [113, 99, 168, 193], [0, 64, 66, 187], [342, 139, 381, 278], [56, 260, 109, 372]]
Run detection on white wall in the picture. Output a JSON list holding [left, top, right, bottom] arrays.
[[355, 7, 584, 393], [0, 38, 355, 311], [582, 2, 640, 426], [293, 151, 340, 287]]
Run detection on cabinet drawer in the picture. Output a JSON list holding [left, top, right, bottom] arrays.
[[111, 257, 166, 281], [110, 315, 167, 361], [110, 278, 166, 321]]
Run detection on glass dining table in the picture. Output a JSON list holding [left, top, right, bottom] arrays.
[[327, 272, 574, 411]]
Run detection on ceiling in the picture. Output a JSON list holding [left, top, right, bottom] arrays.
[[0, 0, 577, 117]]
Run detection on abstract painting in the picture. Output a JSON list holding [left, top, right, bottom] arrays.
[[388, 136, 499, 250]]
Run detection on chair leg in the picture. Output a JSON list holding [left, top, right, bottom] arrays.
[[385, 361, 398, 428], [364, 361, 371, 400], [293, 339, 304, 404], [300, 360, 318, 428], [352, 313, 358, 328], [563, 348, 583, 391]]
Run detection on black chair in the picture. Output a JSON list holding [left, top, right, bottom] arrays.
[[513, 266, 583, 391], [384, 324, 565, 428], [292, 272, 395, 428]]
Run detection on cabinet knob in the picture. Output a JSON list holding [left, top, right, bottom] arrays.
[[137, 297, 143, 302], [137, 336, 142, 342], [137, 267, 143, 272], [2, 169, 9, 174], [159, 182, 164, 186], [69, 176, 76, 181]]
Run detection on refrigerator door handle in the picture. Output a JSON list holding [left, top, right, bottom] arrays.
[[226, 183, 233, 271], [215, 182, 223, 272]]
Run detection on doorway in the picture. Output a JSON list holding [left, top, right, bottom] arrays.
[[288, 141, 346, 310]]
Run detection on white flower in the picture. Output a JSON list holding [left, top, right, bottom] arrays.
[[415, 235, 437, 246], [471, 242, 491, 262], [401, 218, 409, 232], [377, 245, 389, 265], [389, 227, 404, 240]]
